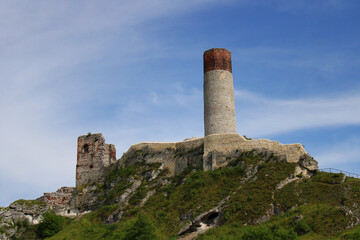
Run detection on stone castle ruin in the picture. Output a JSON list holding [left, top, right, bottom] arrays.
[[75, 48, 317, 185], [42, 48, 318, 216], [76, 133, 116, 186]]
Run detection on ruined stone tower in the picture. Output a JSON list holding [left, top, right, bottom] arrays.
[[76, 133, 116, 186], [204, 48, 237, 136]]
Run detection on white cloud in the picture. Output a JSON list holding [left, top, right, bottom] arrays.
[[236, 89, 360, 137], [0, 0, 358, 207], [113, 84, 360, 149], [313, 137, 360, 174], [0, 0, 229, 206], [315, 146, 360, 166]]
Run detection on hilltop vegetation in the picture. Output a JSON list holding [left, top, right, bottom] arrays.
[[9, 151, 360, 239]]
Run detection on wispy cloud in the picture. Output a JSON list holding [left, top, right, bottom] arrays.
[[0, 0, 359, 207], [315, 144, 360, 166], [0, 0, 228, 206], [313, 137, 360, 173], [110, 84, 360, 148], [236, 90, 360, 137]]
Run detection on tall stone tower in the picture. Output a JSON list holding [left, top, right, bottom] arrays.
[[76, 133, 116, 186], [204, 48, 237, 136]]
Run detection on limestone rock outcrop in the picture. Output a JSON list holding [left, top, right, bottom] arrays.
[[0, 133, 318, 240], [0, 200, 47, 239]]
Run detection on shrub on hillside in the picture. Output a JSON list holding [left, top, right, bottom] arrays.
[[294, 220, 311, 236], [241, 225, 273, 240], [343, 229, 360, 240], [124, 213, 157, 240], [36, 211, 64, 238], [241, 225, 298, 240], [271, 225, 298, 239]]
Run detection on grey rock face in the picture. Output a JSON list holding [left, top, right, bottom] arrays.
[[1, 131, 320, 239], [121, 138, 204, 175], [293, 215, 304, 223], [71, 133, 318, 216], [299, 154, 318, 172], [178, 196, 229, 236], [0, 200, 47, 239]]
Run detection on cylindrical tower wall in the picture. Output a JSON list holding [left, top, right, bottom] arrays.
[[204, 48, 237, 136]]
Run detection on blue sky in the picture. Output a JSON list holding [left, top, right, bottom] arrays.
[[1, 0, 360, 207]]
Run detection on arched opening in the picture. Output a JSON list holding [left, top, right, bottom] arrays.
[[83, 144, 89, 153]]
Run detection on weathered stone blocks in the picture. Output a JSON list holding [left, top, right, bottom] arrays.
[[204, 48, 237, 136], [44, 187, 77, 216], [121, 137, 204, 175], [203, 134, 317, 171], [120, 134, 317, 175], [76, 133, 116, 186]]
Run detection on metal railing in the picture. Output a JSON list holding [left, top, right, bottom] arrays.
[[319, 168, 360, 179]]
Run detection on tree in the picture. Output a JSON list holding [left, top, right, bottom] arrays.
[[36, 211, 63, 238], [124, 213, 157, 240]]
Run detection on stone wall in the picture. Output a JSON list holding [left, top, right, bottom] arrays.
[[120, 134, 317, 174], [19, 133, 316, 223], [203, 134, 315, 171], [44, 187, 77, 216], [76, 133, 116, 186], [121, 137, 204, 175], [44, 187, 74, 206]]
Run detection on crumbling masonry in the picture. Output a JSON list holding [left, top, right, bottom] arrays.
[[76, 133, 116, 186], [74, 48, 318, 187]]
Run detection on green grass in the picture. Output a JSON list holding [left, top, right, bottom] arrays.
[[198, 170, 360, 240], [275, 172, 346, 212], [46, 164, 249, 239], [129, 183, 148, 206], [139, 166, 247, 236], [13, 154, 360, 240], [8, 212, 73, 240], [198, 203, 354, 239], [312, 172, 345, 184], [11, 199, 46, 207], [98, 162, 166, 203], [88, 205, 121, 222], [223, 161, 297, 224], [97, 164, 141, 202], [48, 214, 128, 240]]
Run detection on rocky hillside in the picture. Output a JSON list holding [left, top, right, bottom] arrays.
[[2, 138, 360, 239]]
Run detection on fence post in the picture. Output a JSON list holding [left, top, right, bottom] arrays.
[[319, 168, 359, 179]]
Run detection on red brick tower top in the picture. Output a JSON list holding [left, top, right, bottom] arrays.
[[203, 48, 232, 73]]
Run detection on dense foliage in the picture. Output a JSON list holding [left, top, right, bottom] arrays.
[[36, 211, 68, 238], [123, 213, 157, 240], [10, 153, 360, 240], [241, 225, 297, 240]]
